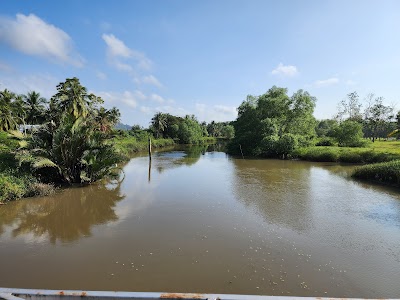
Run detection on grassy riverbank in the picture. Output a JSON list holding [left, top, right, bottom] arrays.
[[352, 160, 400, 187], [113, 135, 175, 158], [293, 140, 400, 163], [293, 140, 400, 188]]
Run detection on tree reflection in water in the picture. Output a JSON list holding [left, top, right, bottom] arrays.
[[0, 182, 124, 243], [231, 159, 315, 233]]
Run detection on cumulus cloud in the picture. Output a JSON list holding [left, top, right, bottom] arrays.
[[95, 90, 148, 110], [195, 103, 237, 122], [150, 93, 165, 103], [0, 13, 83, 66], [0, 73, 59, 98], [102, 33, 153, 71], [271, 63, 298, 77], [142, 75, 162, 87], [314, 77, 339, 87]]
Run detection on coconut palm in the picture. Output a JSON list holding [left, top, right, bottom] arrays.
[[151, 112, 168, 138], [51, 77, 103, 122], [95, 107, 121, 133], [0, 89, 18, 131], [23, 91, 47, 125]]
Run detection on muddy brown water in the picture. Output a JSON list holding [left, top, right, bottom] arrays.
[[0, 145, 399, 298]]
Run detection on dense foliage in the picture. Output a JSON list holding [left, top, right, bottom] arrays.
[[149, 112, 232, 144], [228, 86, 316, 158], [0, 77, 122, 188]]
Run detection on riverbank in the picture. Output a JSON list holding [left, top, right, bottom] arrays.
[[292, 141, 400, 187], [292, 145, 400, 163], [352, 160, 400, 187], [0, 134, 218, 203]]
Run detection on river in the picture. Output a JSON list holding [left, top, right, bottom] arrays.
[[0, 145, 399, 298]]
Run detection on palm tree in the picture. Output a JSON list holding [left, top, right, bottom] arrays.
[[12, 94, 27, 131], [151, 112, 168, 138], [95, 107, 121, 133], [51, 77, 103, 122], [0, 89, 18, 131], [23, 91, 47, 125]]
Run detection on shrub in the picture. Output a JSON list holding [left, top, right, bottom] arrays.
[[315, 138, 336, 146], [334, 120, 364, 147], [0, 174, 25, 202], [352, 160, 400, 186], [340, 152, 363, 163]]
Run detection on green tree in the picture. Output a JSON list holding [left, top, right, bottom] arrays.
[[336, 91, 363, 122], [95, 107, 121, 133], [24, 91, 47, 125], [18, 78, 121, 184], [0, 89, 18, 131], [151, 112, 168, 138], [177, 115, 203, 144], [364, 94, 394, 142], [316, 119, 338, 137], [221, 124, 235, 139], [228, 87, 316, 157], [334, 120, 364, 147], [50, 77, 103, 123]]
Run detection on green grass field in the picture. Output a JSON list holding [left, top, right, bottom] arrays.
[[293, 140, 400, 164]]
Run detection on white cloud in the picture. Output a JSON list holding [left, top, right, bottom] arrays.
[[140, 106, 153, 114], [150, 93, 165, 103], [0, 13, 83, 66], [121, 91, 139, 108], [195, 103, 237, 122], [0, 73, 59, 98], [96, 90, 148, 109], [271, 63, 298, 77], [102, 33, 153, 72], [142, 75, 162, 87], [102, 33, 132, 58], [314, 77, 339, 87]]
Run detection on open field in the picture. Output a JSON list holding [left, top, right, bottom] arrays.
[[293, 140, 400, 163]]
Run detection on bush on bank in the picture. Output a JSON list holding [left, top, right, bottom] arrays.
[[352, 160, 400, 187]]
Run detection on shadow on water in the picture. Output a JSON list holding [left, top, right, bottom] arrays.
[[0, 182, 124, 243]]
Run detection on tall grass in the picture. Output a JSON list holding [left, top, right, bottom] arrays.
[[292, 146, 400, 164], [113, 136, 175, 158], [352, 160, 400, 187]]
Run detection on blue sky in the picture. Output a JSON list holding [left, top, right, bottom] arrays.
[[0, 0, 399, 126]]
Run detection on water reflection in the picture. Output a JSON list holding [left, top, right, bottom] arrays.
[[152, 144, 208, 175], [0, 182, 124, 243], [231, 159, 314, 233]]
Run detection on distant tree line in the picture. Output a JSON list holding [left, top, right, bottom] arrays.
[[316, 91, 397, 145], [147, 112, 234, 144], [228, 87, 398, 158]]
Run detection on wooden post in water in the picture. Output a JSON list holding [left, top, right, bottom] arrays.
[[148, 137, 152, 160], [148, 156, 151, 183], [239, 144, 244, 159]]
